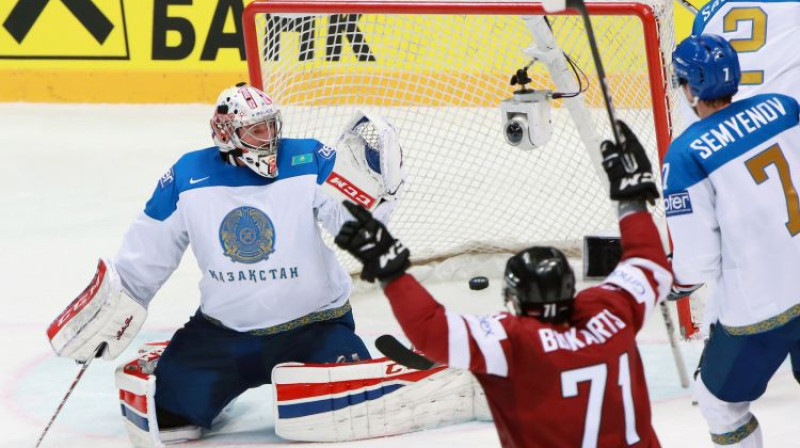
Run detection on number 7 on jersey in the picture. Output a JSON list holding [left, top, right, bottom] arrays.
[[561, 352, 640, 448]]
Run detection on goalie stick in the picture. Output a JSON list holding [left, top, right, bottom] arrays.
[[35, 343, 106, 448], [375, 334, 437, 371], [659, 302, 690, 388]]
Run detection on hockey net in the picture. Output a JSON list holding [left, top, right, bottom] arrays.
[[242, 0, 685, 320]]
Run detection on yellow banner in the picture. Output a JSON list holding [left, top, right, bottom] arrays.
[[0, 0, 696, 103]]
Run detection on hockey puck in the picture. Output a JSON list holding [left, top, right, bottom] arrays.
[[469, 276, 490, 291]]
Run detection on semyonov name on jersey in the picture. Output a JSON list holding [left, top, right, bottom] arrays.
[[690, 96, 788, 159], [208, 266, 299, 283]]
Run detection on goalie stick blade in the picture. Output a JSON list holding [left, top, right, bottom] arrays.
[[375, 334, 436, 371]]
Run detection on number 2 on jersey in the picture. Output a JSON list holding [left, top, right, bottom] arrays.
[[561, 352, 640, 448], [723, 7, 767, 85], [745, 144, 800, 236]]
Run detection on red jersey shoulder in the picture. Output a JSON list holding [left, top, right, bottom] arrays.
[[573, 284, 623, 314], [572, 285, 639, 330], [492, 311, 537, 338]]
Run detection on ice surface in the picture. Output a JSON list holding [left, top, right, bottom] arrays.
[[1, 104, 796, 447]]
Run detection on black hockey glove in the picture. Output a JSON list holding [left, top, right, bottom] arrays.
[[601, 120, 660, 204], [335, 201, 411, 283]]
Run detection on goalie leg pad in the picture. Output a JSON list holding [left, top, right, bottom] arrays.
[[116, 342, 201, 447], [47, 258, 147, 362], [272, 358, 490, 442]]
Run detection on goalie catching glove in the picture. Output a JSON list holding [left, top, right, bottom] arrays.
[[335, 201, 410, 283], [601, 120, 659, 204], [324, 111, 407, 212], [337, 111, 406, 201]]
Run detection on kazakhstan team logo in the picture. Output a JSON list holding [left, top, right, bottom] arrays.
[[219, 206, 276, 263]]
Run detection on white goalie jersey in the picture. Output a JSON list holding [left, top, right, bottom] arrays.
[[114, 139, 393, 332]]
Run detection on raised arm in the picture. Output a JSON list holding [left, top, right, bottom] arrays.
[[597, 121, 673, 328]]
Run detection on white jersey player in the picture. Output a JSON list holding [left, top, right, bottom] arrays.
[[666, 35, 800, 448], [674, 0, 800, 372], [677, 0, 800, 132], [46, 83, 406, 446]]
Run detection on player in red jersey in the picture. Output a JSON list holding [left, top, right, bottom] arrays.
[[336, 121, 672, 448]]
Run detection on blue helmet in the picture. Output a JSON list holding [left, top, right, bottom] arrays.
[[672, 34, 741, 101]]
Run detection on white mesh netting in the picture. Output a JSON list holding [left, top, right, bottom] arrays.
[[245, 0, 678, 272]]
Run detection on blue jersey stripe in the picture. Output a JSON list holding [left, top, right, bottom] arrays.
[[664, 94, 799, 193], [277, 383, 404, 419], [144, 139, 330, 221]]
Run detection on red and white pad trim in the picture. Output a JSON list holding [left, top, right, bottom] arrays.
[[47, 259, 112, 355], [47, 258, 147, 362], [272, 357, 486, 442], [115, 342, 201, 448], [115, 350, 163, 447]]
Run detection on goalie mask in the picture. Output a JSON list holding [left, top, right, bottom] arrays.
[[211, 83, 282, 178], [503, 246, 576, 324]]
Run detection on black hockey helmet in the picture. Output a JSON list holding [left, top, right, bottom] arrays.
[[503, 246, 576, 323]]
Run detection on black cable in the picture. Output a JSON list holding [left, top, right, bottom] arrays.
[[552, 52, 590, 99], [512, 15, 588, 100]]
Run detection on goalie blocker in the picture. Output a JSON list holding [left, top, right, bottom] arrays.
[[47, 258, 147, 362]]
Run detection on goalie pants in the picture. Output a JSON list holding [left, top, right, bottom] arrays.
[[153, 307, 370, 428]]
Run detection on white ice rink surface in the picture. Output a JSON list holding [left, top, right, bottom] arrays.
[[1, 104, 797, 447]]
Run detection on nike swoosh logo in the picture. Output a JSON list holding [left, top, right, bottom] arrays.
[[189, 176, 210, 185]]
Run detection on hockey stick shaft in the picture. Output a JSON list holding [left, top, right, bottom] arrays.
[[573, 0, 621, 146], [35, 344, 104, 448], [677, 0, 699, 15], [659, 302, 690, 388]]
